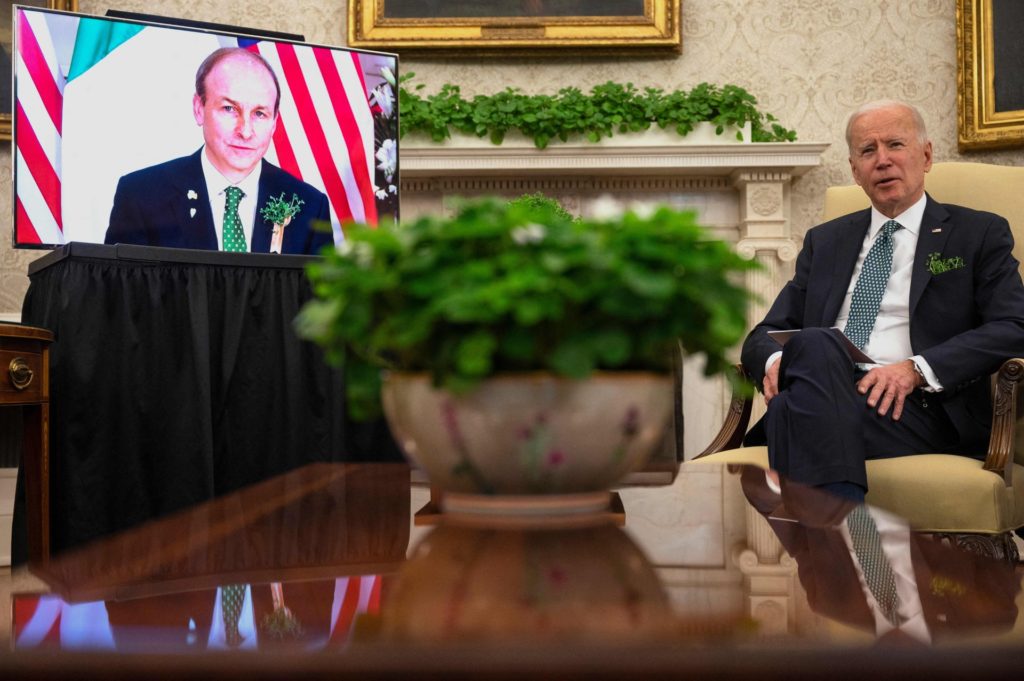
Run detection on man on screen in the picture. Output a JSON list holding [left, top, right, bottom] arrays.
[[104, 47, 333, 254]]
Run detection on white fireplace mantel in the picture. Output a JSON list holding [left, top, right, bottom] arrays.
[[398, 140, 830, 270], [400, 141, 830, 178]]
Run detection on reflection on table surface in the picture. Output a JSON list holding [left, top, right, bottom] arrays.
[[6, 462, 1024, 677], [736, 466, 1020, 645], [13, 463, 410, 654]]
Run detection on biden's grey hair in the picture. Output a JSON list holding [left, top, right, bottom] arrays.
[[845, 100, 928, 151]]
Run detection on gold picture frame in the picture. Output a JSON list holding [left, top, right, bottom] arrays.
[[956, 0, 1024, 151], [2, 1, 78, 141], [348, 0, 681, 55]]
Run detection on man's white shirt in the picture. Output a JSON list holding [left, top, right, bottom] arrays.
[[767, 193, 942, 390], [201, 148, 262, 252]]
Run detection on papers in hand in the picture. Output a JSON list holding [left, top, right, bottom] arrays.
[[767, 327, 875, 364]]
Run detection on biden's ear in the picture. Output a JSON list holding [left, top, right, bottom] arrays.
[[849, 155, 865, 189]]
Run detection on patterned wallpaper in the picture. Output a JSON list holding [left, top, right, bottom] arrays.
[[2, 0, 1022, 316]]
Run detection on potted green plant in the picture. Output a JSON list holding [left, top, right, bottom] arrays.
[[297, 196, 756, 508], [399, 76, 798, 148]]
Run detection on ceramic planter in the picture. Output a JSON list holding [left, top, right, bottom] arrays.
[[381, 371, 673, 512]]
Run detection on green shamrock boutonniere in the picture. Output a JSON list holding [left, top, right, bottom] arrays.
[[261, 605, 304, 640], [926, 252, 965, 276], [261, 193, 304, 254]]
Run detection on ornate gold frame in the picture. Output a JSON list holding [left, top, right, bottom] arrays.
[[348, 0, 681, 55], [2, 1, 78, 141], [956, 0, 1024, 151]]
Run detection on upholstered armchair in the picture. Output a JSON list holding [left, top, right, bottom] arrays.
[[694, 162, 1024, 563]]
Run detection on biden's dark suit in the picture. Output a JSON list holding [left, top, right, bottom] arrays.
[[741, 195, 1024, 489]]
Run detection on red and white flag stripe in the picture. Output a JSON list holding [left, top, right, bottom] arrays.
[[14, 595, 63, 648], [251, 42, 379, 235], [328, 575, 381, 647], [15, 9, 64, 245]]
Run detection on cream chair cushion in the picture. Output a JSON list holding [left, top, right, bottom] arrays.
[[693, 447, 1024, 534]]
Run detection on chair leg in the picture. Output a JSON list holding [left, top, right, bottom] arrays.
[[931, 532, 1020, 565]]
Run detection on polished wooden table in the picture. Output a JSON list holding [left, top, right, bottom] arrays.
[[3, 461, 1023, 680], [0, 323, 53, 564]]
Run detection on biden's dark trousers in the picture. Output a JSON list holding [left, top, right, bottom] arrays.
[[764, 327, 959, 491]]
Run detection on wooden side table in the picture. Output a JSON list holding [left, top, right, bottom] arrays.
[[0, 323, 53, 563]]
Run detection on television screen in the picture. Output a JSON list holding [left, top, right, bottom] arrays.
[[12, 7, 399, 252]]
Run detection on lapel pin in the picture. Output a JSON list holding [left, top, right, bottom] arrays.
[[190, 208, 197, 218], [187, 190, 198, 200], [931, 228, 942, 233]]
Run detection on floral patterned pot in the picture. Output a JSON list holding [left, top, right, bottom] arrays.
[[381, 372, 673, 508]]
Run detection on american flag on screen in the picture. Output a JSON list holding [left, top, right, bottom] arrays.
[[14, 10, 396, 247], [246, 39, 380, 230]]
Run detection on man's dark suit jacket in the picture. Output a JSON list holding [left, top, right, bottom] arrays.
[[741, 195, 1024, 456], [104, 149, 334, 255]]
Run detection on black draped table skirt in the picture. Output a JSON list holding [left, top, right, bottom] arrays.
[[14, 244, 401, 561]]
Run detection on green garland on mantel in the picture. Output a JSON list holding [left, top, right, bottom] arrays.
[[398, 73, 798, 149]]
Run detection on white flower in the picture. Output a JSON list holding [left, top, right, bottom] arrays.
[[352, 241, 374, 267], [628, 201, 658, 219], [511, 223, 546, 245], [376, 139, 397, 181], [370, 83, 395, 118], [589, 194, 623, 221]]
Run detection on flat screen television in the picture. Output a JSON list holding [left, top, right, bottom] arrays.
[[11, 7, 399, 251]]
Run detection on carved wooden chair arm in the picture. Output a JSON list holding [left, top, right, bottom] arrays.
[[694, 364, 753, 459], [984, 357, 1024, 485]]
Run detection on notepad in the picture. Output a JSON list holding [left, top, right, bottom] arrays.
[[767, 328, 875, 364]]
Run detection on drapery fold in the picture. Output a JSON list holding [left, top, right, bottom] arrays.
[[15, 244, 400, 560]]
